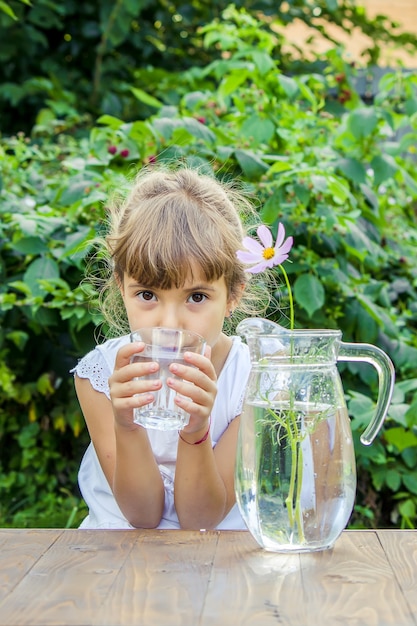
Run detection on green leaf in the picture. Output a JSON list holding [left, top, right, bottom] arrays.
[[384, 427, 417, 452], [268, 160, 293, 175], [219, 70, 249, 98], [294, 273, 325, 318], [152, 118, 178, 140], [0, 1, 17, 19], [402, 473, 417, 496], [402, 448, 417, 470], [241, 115, 275, 146], [23, 257, 60, 298], [59, 180, 97, 206], [335, 158, 367, 184], [124, 0, 144, 17], [371, 154, 398, 186], [348, 392, 375, 430], [294, 183, 310, 205], [130, 87, 163, 109], [17, 423, 40, 449], [11, 236, 48, 255], [171, 128, 194, 146], [261, 190, 283, 223], [5, 331, 29, 349], [234, 149, 268, 180], [8, 280, 32, 295], [398, 499, 416, 519], [347, 108, 378, 140], [405, 402, 417, 429], [96, 115, 124, 129], [356, 295, 398, 338], [385, 469, 401, 491], [37, 373, 54, 396], [388, 403, 411, 427], [359, 183, 379, 212], [56, 227, 95, 260], [405, 96, 417, 116], [389, 342, 417, 374], [251, 50, 275, 76], [326, 176, 350, 204], [396, 379, 417, 396], [182, 117, 216, 143], [278, 75, 299, 100]]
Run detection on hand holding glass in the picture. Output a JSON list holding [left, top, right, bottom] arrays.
[[130, 328, 206, 430]]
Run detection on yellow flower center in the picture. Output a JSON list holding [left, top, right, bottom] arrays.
[[262, 247, 275, 260]]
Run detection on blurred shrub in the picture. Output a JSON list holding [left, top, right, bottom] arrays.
[[1, 0, 417, 134]]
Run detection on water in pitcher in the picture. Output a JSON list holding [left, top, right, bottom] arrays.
[[235, 400, 357, 552]]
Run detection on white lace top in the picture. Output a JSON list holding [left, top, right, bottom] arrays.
[[72, 334, 251, 530]]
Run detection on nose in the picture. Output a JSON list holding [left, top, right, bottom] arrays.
[[158, 305, 182, 330]]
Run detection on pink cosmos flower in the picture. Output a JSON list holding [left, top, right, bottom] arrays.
[[237, 224, 293, 274]]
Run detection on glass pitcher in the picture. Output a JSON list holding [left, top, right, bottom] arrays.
[[235, 318, 395, 553]]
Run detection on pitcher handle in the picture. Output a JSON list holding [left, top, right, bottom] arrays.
[[338, 342, 395, 445]]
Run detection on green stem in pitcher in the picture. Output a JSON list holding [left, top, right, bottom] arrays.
[[279, 263, 294, 331], [295, 439, 306, 543], [285, 428, 298, 529], [279, 262, 303, 540], [268, 407, 305, 543]]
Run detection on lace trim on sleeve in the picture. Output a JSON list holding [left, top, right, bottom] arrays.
[[236, 387, 246, 417], [71, 349, 111, 399]]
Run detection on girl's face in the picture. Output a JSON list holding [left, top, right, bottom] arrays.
[[119, 264, 238, 349]]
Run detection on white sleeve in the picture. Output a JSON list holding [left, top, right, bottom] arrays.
[[71, 349, 111, 400]]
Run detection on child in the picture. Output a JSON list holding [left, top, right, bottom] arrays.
[[72, 166, 267, 530]]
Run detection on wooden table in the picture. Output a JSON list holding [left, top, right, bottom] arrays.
[[0, 529, 416, 625]]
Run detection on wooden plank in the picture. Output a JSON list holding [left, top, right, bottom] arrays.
[[0, 529, 62, 604], [377, 530, 417, 619], [295, 530, 416, 626], [1, 529, 416, 626], [201, 530, 417, 626], [0, 530, 138, 626], [93, 529, 220, 626], [200, 530, 303, 626]]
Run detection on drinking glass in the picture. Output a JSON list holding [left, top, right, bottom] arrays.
[[130, 327, 206, 430]]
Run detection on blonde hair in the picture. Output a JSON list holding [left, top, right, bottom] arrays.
[[95, 165, 272, 336]]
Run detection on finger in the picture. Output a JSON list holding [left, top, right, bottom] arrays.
[[174, 393, 211, 422], [112, 389, 156, 411], [114, 341, 147, 369], [175, 352, 217, 382], [110, 376, 162, 400], [166, 374, 217, 418]]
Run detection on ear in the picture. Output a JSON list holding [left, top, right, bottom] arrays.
[[226, 282, 245, 318]]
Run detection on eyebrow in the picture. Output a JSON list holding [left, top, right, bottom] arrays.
[[126, 281, 217, 293], [184, 284, 216, 293]]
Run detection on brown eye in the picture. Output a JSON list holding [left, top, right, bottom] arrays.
[[138, 290, 156, 301], [189, 293, 206, 304]]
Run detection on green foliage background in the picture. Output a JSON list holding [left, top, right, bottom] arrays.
[[0, 1, 416, 528]]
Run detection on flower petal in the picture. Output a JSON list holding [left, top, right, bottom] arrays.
[[275, 222, 285, 248], [272, 252, 290, 266], [276, 236, 293, 257], [257, 225, 273, 249], [241, 236, 263, 254], [236, 250, 262, 263], [245, 260, 268, 274]]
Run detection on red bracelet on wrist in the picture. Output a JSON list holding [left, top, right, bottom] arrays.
[[178, 416, 211, 445]]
